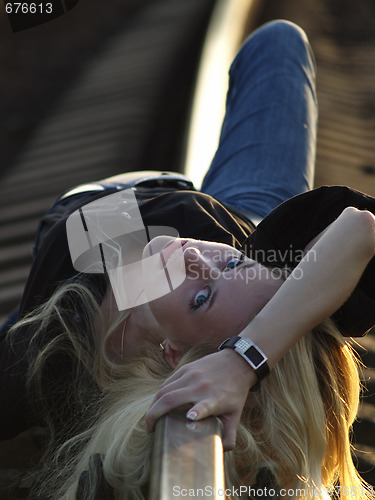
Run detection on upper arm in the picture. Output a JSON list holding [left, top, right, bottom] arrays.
[[304, 206, 375, 257]]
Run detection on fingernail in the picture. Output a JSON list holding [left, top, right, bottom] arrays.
[[186, 410, 198, 421]]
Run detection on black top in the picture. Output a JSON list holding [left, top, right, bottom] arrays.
[[18, 187, 253, 317], [0, 184, 374, 440]]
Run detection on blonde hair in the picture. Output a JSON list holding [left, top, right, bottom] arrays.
[[8, 282, 372, 500]]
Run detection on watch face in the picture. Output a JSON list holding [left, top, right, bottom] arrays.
[[246, 345, 265, 368]]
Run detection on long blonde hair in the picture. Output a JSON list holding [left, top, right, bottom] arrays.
[[9, 282, 371, 500]]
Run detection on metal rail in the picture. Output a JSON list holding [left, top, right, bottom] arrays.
[[149, 408, 224, 500]]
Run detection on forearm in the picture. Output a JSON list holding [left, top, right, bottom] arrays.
[[241, 207, 375, 368]]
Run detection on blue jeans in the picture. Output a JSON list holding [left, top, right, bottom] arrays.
[[201, 20, 318, 221]]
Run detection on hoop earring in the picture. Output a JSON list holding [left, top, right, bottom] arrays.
[[159, 342, 165, 357]]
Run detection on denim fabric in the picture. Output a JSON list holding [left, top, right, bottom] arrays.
[[201, 20, 318, 221]]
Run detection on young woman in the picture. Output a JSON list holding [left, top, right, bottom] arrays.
[[1, 19, 375, 498], [10, 207, 375, 499]]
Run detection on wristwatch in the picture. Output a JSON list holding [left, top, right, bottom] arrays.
[[218, 336, 270, 390]]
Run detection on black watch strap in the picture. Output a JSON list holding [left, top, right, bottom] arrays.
[[218, 335, 270, 390]]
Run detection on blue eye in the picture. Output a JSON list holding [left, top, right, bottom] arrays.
[[193, 287, 211, 309], [224, 253, 245, 270]]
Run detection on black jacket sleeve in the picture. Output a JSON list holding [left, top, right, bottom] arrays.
[[244, 186, 375, 337]]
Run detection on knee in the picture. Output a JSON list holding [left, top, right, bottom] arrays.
[[252, 20, 309, 47], [234, 20, 314, 72]]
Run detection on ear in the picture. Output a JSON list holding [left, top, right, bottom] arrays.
[[161, 339, 184, 369]]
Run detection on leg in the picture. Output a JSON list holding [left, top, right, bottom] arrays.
[[201, 20, 318, 220]]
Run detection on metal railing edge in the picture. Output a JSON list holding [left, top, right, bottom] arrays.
[[149, 408, 224, 500]]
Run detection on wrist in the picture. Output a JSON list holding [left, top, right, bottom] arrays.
[[218, 336, 269, 390], [219, 348, 257, 387], [239, 313, 291, 369]]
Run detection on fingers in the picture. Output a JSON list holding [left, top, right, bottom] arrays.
[[145, 378, 224, 433], [186, 402, 240, 451], [146, 386, 194, 432], [221, 414, 241, 451], [222, 430, 237, 452], [185, 404, 234, 451], [185, 399, 221, 422], [147, 396, 240, 452]]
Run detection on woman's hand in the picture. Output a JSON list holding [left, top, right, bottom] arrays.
[[145, 348, 256, 451]]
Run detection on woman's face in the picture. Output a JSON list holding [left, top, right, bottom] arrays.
[[141, 237, 284, 348]]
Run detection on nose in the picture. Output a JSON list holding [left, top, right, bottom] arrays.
[[183, 247, 213, 278]]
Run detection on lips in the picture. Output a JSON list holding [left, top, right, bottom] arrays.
[[162, 239, 187, 263]]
